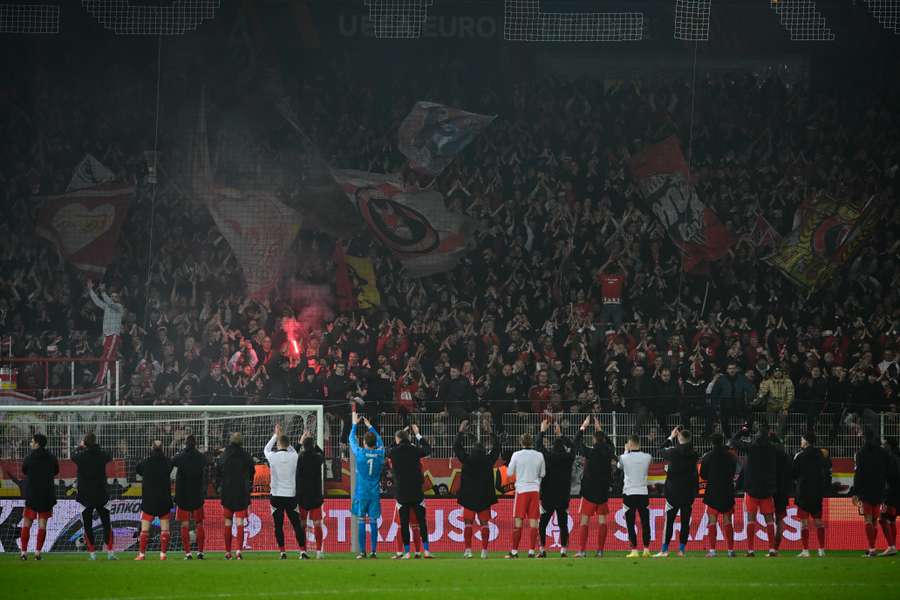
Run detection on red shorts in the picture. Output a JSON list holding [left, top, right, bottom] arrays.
[[744, 494, 775, 515], [141, 512, 170, 522], [23, 507, 52, 521], [796, 508, 822, 520], [861, 502, 881, 518], [462, 508, 492, 523], [175, 507, 205, 522], [882, 505, 898, 519], [578, 498, 609, 517], [300, 507, 324, 521], [513, 491, 540, 520], [222, 508, 249, 520]]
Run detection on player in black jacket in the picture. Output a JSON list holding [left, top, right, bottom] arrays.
[[878, 437, 899, 556], [135, 441, 174, 561], [295, 432, 326, 559], [853, 428, 891, 557], [217, 432, 255, 560], [573, 416, 615, 558], [535, 419, 575, 558], [792, 432, 831, 557], [73, 432, 114, 560], [771, 434, 793, 554], [700, 433, 738, 557], [454, 420, 500, 559], [388, 423, 432, 558], [657, 427, 699, 557], [173, 435, 208, 559], [19, 433, 58, 560], [729, 423, 777, 557]]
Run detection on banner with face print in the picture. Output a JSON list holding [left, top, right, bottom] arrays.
[[398, 102, 496, 176]]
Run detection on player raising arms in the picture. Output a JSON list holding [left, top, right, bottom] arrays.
[[657, 427, 699, 557], [73, 432, 115, 560], [19, 433, 58, 561], [264, 423, 306, 560], [454, 419, 501, 559], [389, 423, 433, 559], [573, 416, 615, 558], [535, 419, 575, 558], [295, 431, 326, 559], [619, 435, 652, 558], [700, 433, 738, 557], [217, 432, 255, 560], [173, 434, 208, 560], [852, 429, 891, 557], [135, 441, 173, 561], [349, 411, 384, 559], [505, 432, 546, 558], [729, 423, 778, 557], [792, 432, 831, 557]]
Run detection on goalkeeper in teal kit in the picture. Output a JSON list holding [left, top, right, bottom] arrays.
[[349, 411, 385, 559]]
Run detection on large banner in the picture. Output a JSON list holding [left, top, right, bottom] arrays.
[[0, 498, 872, 553], [332, 169, 477, 277], [35, 183, 132, 276], [766, 194, 879, 290], [630, 137, 733, 272], [398, 102, 496, 176]]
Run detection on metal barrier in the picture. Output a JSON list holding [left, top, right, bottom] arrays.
[[0, 357, 120, 404]]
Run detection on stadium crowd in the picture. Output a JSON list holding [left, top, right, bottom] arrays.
[[1, 59, 899, 452]]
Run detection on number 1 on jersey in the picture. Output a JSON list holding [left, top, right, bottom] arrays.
[[367, 457, 374, 476]]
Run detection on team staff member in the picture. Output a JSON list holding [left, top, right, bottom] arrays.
[[792, 432, 831, 557], [573, 416, 616, 558], [264, 424, 306, 560], [295, 431, 326, 559], [454, 420, 501, 559], [19, 433, 58, 561], [506, 432, 546, 558], [73, 432, 115, 560], [173, 434, 208, 560], [729, 423, 777, 557], [700, 433, 738, 557], [657, 427, 699, 557], [619, 435, 652, 558], [535, 419, 575, 558], [217, 432, 255, 560], [135, 441, 173, 561], [389, 423, 433, 559]]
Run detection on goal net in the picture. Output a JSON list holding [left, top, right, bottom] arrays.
[[1, 405, 324, 553]]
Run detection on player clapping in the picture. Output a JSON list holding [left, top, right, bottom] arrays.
[[73, 432, 115, 560], [389, 423, 433, 559], [19, 433, 58, 561], [505, 432, 545, 558], [700, 433, 738, 557], [217, 432, 255, 560], [656, 427, 699, 558], [295, 431, 326, 559], [173, 435, 208, 560], [852, 429, 892, 557], [729, 423, 778, 557], [349, 411, 384, 559], [454, 420, 500, 559], [792, 432, 830, 557], [265, 423, 306, 560], [573, 416, 615, 558], [535, 419, 575, 558], [619, 435, 652, 558], [135, 441, 173, 561]]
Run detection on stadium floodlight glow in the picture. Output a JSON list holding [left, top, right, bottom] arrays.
[[504, 0, 643, 42], [864, 0, 900, 34], [0, 3, 58, 34], [674, 0, 711, 41], [363, 0, 433, 39], [769, 0, 835, 41], [81, 0, 220, 36]]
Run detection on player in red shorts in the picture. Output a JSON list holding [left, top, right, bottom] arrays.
[[505, 432, 545, 558], [729, 423, 778, 557], [173, 435, 208, 559], [792, 432, 831, 557], [295, 431, 326, 559], [135, 441, 174, 561], [217, 432, 255, 560], [852, 429, 892, 557], [572, 417, 615, 558], [19, 433, 58, 561], [878, 437, 899, 556], [700, 433, 738, 558], [454, 420, 500, 559]]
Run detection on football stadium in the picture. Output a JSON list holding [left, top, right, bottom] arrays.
[[0, 1, 899, 598]]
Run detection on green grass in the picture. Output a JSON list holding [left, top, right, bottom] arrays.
[[1, 552, 896, 599]]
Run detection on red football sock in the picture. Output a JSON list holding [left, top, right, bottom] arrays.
[[724, 522, 735, 551], [36, 528, 46, 553], [413, 525, 422, 553], [597, 523, 608, 552], [395, 526, 404, 553], [816, 526, 825, 549], [529, 525, 538, 551], [511, 526, 522, 551], [20, 524, 30, 553], [708, 523, 717, 551], [236, 525, 245, 551], [85, 536, 96, 553], [181, 526, 191, 553], [890, 521, 897, 547], [314, 524, 324, 551], [106, 529, 114, 552], [160, 531, 170, 554], [865, 523, 877, 549], [224, 526, 232, 553], [747, 522, 756, 551], [481, 524, 490, 551], [766, 523, 776, 551], [196, 523, 205, 553], [139, 532, 149, 555], [578, 524, 589, 552], [800, 527, 809, 550], [463, 523, 473, 550]]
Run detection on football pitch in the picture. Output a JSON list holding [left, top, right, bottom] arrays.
[[1, 552, 896, 599]]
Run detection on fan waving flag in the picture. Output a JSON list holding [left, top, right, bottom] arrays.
[[35, 182, 132, 276], [398, 102, 496, 176], [332, 169, 478, 277], [630, 136, 734, 272]]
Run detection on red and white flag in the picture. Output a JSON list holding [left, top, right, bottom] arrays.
[[35, 182, 132, 276]]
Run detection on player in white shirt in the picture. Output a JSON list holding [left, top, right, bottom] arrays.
[[264, 424, 307, 559], [505, 432, 546, 558], [618, 435, 652, 558]]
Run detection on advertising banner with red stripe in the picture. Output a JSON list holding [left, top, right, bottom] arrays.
[[0, 498, 874, 553]]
